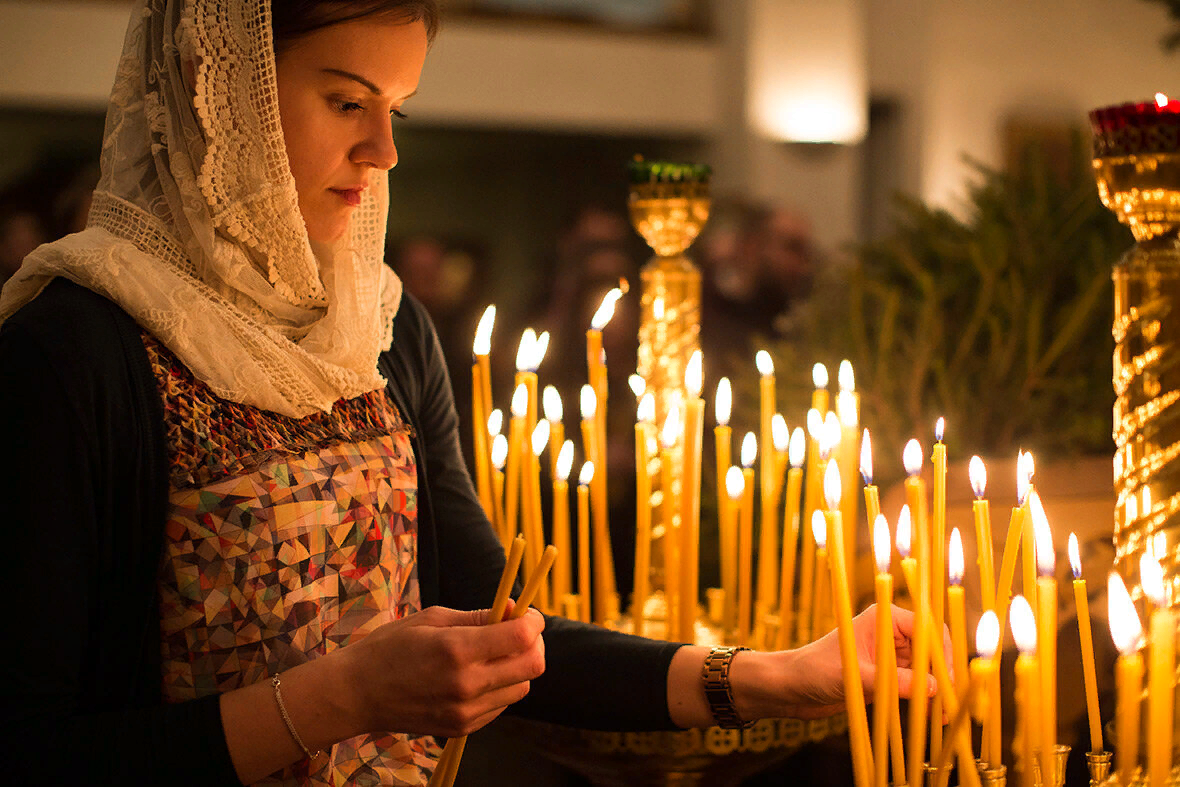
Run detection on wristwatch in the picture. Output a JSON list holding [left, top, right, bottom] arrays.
[[701, 645, 754, 729]]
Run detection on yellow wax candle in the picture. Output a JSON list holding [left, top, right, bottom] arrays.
[[871, 515, 894, 787], [1141, 553, 1173, 787], [576, 463, 593, 623], [895, 506, 929, 787], [860, 428, 881, 525], [660, 408, 680, 641], [837, 362, 860, 602], [634, 403, 655, 638], [930, 426, 949, 760], [947, 529, 969, 711], [1017, 451, 1036, 599], [714, 379, 733, 627], [552, 441, 574, 604], [994, 504, 1026, 648], [968, 456, 997, 614], [776, 428, 805, 650], [504, 384, 528, 544], [582, 385, 613, 625], [932, 668, 983, 787], [680, 352, 704, 643], [1068, 533, 1103, 754], [797, 408, 823, 644], [1109, 572, 1145, 787], [543, 386, 564, 481], [472, 361, 492, 520], [739, 436, 756, 645], [1011, 596, 1040, 787], [972, 611, 1002, 768], [725, 466, 746, 639], [490, 433, 508, 546], [529, 421, 549, 611], [811, 511, 830, 638], [755, 352, 779, 621], [1028, 492, 1056, 783], [823, 462, 873, 787]]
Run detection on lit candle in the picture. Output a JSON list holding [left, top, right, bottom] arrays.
[[994, 452, 1032, 647], [739, 434, 756, 645], [797, 407, 823, 644], [577, 462, 594, 623], [1018, 451, 1037, 601], [553, 441, 574, 604], [1028, 491, 1056, 783], [971, 610, 1002, 768], [680, 351, 705, 642], [947, 528, 969, 712], [529, 420, 550, 610], [968, 456, 997, 615], [817, 413, 841, 636], [901, 441, 930, 787], [1068, 532, 1103, 755], [896, 505, 929, 787], [930, 420, 947, 759], [581, 385, 615, 625], [1109, 572, 1145, 787], [1142, 552, 1173, 787], [505, 384, 528, 545], [824, 459, 873, 787], [776, 427, 805, 649], [772, 413, 790, 497], [490, 434, 507, 545], [837, 361, 860, 602], [1011, 595, 1039, 787], [715, 378, 734, 628], [660, 406, 681, 640], [543, 386, 564, 480], [811, 510, 830, 639], [633, 396, 655, 638], [872, 514, 896, 787], [861, 428, 880, 541], [756, 351, 780, 624], [471, 305, 496, 521], [586, 287, 622, 403], [587, 290, 621, 612], [724, 466, 746, 640]]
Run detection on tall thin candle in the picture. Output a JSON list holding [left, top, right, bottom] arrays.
[[577, 462, 594, 623], [776, 428, 805, 649], [1068, 533, 1103, 755], [872, 515, 895, 787], [1011, 596, 1039, 787], [543, 386, 564, 481], [714, 379, 733, 627], [633, 397, 655, 637], [797, 407, 823, 643], [660, 407, 681, 640], [972, 610, 1002, 768], [1109, 572, 1144, 787], [756, 351, 779, 621], [680, 352, 705, 642], [730, 464, 751, 645], [490, 434, 507, 546], [811, 510, 830, 638], [504, 384, 528, 545], [529, 421, 551, 611], [1141, 552, 1173, 787], [947, 528, 969, 716], [553, 441, 574, 603], [471, 306, 496, 520], [896, 505, 929, 787], [968, 456, 996, 615], [1018, 451, 1037, 600], [1028, 491, 1056, 783]]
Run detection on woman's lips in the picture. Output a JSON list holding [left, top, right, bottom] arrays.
[[331, 188, 364, 207]]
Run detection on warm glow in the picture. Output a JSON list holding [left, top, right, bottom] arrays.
[[934, 417, 945, 443], [968, 455, 986, 499], [806, 408, 823, 439], [1017, 451, 1035, 505], [976, 611, 1000, 660], [824, 459, 842, 510], [859, 428, 872, 485], [638, 393, 655, 424], [1140, 552, 1166, 607], [873, 514, 890, 574], [511, 384, 529, 419], [1028, 490, 1054, 577], [820, 411, 841, 461], [487, 409, 503, 438], [903, 439, 923, 477], [491, 433, 508, 470], [543, 385, 562, 423], [580, 385, 597, 420], [812, 363, 829, 389], [836, 390, 857, 428], [556, 440, 574, 482], [685, 350, 703, 397], [755, 350, 774, 377], [579, 461, 595, 487], [726, 465, 746, 500], [948, 527, 964, 586], [661, 403, 681, 449], [811, 509, 827, 549], [772, 414, 789, 452], [1010, 595, 1037, 655], [1157, 92, 1170, 109], [789, 427, 805, 468], [1108, 572, 1144, 656], [531, 420, 550, 457], [715, 378, 732, 426], [741, 432, 758, 468], [838, 359, 854, 392], [590, 287, 624, 330], [896, 505, 912, 558], [653, 295, 665, 320], [1068, 532, 1082, 580], [628, 374, 646, 399], [533, 331, 550, 369], [473, 305, 495, 356], [515, 329, 535, 372]]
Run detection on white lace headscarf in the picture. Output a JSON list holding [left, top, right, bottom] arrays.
[[0, 0, 403, 417]]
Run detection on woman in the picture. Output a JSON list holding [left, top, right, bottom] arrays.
[[0, 2, 927, 785]]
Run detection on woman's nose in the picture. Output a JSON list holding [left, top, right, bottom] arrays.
[[354, 117, 398, 171]]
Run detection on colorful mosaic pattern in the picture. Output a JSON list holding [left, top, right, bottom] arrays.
[[148, 334, 440, 785]]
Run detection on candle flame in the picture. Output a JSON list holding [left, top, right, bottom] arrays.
[[638, 392, 655, 424], [511, 384, 529, 419], [789, 428, 805, 468], [1010, 595, 1037, 655], [543, 385, 563, 422], [949, 527, 964, 586], [1108, 572, 1144, 656], [1157, 92, 1170, 109], [491, 433, 508, 470], [903, 439, 923, 476], [811, 509, 827, 550], [515, 329, 535, 372], [824, 459, 842, 510], [533, 331, 549, 369], [812, 363, 829, 389], [806, 408, 823, 439], [590, 287, 624, 330], [487, 409, 503, 438], [579, 461, 595, 486], [935, 417, 945, 443], [531, 420, 550, 457], [741, 432, 757, 468], [1028, 490, 1055, 577], [896, 504, 912, 558], [838, 359, 854, 392], [580, 384, 597, 420], [976, 611, 1000, 660], [628, 374, 646, 399], [726, 465, 745, 500], [685, 350, 703, 396], [820, 412, 841, 461], [1140, 552, 1166, 607], [1068, 532, 1082, 580], [661, 403, 681, 449], [755, 350, 774, 377], [1017, 450, 1035, 505], [860, 429, 873, 485], [556, 439, 574, 481], [772, 414, 789, 452], [836, 390, 857, 428], [473, 305, 496, 356], [873, 514, 891, 574], [715, 378, 732, 425], [968, 455, 986, 499]]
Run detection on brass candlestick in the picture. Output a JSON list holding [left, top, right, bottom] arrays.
[[1086, 751, 1112, 786]]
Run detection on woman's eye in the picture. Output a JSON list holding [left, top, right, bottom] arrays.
[[392, 109, 408, 121], [332, 99, 365, 114]]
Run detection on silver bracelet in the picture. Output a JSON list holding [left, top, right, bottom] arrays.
[[271, 674, 323, 760]]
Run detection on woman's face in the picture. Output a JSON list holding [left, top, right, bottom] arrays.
[[275, 17, 428, 244]]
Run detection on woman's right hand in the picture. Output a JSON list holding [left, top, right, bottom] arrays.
[[338, 602, 546, 738]]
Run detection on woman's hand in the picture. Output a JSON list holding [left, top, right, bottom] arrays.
[[337, 601, 546, 737]]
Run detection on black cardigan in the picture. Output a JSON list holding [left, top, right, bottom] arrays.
[[0, 279, 681, 786]]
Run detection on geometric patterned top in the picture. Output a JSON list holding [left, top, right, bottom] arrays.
[[146, 334, 441, 785]]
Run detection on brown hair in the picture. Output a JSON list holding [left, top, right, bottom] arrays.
[[272, 1, 441, 53]]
